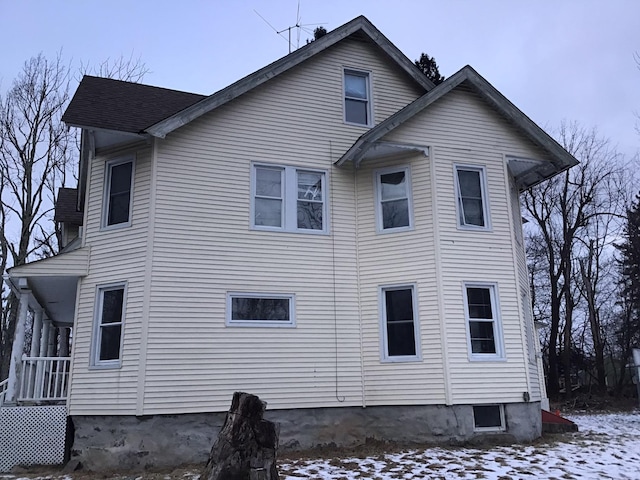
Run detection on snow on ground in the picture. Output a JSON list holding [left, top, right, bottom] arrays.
[[1, 411, 639, 480]]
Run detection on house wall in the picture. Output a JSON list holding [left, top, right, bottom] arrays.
[[68, 143, 152, 415], [381, 85, 552, 404], [68, 39, 552, 418]]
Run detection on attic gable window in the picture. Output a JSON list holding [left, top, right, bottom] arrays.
[[252, 164, 327, 234], [344, 69, 371, 126], [103, 157, 134, 229]]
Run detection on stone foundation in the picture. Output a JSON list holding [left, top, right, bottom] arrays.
[[70, 402, 541, 471]]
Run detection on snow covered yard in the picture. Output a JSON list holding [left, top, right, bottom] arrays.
[[1, 411, 639, 480]]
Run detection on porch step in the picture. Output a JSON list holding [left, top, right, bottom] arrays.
[[0, 405, 68, 472], [541, 409, 578, 434]]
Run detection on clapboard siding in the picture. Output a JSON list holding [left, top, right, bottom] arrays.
[[139, 37, 423, 414], [65, 36, 554, 415], [68, 146, 152, 415]]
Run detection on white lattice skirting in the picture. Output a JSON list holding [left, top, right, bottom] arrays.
[[0, 405, 67, 472]]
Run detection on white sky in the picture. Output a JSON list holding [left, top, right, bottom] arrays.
[[1, 0, 639, 160]]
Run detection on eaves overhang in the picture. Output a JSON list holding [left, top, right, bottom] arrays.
[[145, 16, 434, 139], [336, 65, 579, 180]]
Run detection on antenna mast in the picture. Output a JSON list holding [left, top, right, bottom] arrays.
[[255, 2, 324, 54]]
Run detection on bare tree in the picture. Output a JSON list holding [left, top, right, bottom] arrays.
[[79, 52, 150, 83], [523, 122, 626, 397]]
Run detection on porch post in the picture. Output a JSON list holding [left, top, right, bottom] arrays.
[[5, 288, 31, 404], [34, 319, 52, 400], [59, 327, 69, 357], [27, 309, 44, 397]]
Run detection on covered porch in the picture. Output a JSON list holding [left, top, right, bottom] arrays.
[[1, 247, 89, 407]]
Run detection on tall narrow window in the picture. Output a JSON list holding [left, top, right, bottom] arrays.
[[104, 158, 133, 227], [376, 167, 412, 231], [93, 284, 126, 367], [455, 165, 489, 229], [464, 283, 503, 359], [297, 170, 324, 230], [344, 70, 371, 126], [252, 164, 327, 233], [254, 166, 284, 228], [381, 285, 420, 361]]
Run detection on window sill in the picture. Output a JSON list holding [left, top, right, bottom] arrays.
[[381, 356, 422, 363], [250, 226, 330, 236], [468, 355, 506, 362], [89, 361, 122, 370], [100, 222, 132, 232]]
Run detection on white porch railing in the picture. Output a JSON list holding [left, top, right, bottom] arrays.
[[0, 378, 8, 406], [18, 356, 70, 403]]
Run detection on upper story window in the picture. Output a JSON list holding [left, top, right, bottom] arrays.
[[455, 165, 490, 230], [344, 69, 371, 126], [376, 166, 413, 232], [380, 284, 421, 362], [226, 292, 296, 328], [252, 164, 327, 234], [92, 283, 126, 368], [103, 157, 134, 228], [463, 283, 504, 360]]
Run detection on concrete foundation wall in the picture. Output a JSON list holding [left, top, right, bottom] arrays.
[[70, 402, 541, 471]]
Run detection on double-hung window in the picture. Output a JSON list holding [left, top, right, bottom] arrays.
[[464, 283, 504, 360], [376, 167, 413, 232], [380, 285, 420, 361], [92, 283, 126, 367], [344, 69, 371, 126], [103, 157, 134, 228], [455, 165, 489, 229], [252, 164, 327, 233], [227, 293, 295, 327]]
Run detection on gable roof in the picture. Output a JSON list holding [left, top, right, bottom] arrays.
[[145, 15, 435, 138], [62, 76, 206, 133], [336, 65, 579, 189]]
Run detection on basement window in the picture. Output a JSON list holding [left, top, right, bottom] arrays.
[[473, 404, 505, 431]]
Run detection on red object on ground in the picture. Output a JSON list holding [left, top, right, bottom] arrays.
[[542, 409, 576, 425]]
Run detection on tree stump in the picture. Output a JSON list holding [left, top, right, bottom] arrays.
[[201, 392, 280, 480]]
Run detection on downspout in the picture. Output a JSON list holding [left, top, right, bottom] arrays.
[[354, 164, 366, 408]]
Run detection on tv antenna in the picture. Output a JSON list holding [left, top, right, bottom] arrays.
[[255, 2, 325, 54]]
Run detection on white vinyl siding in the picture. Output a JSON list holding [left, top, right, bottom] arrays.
[[226, 293, 295, 327], [375, 166, 413, 232]]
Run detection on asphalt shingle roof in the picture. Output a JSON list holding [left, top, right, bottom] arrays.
[[62, 76, 206, 133], [54, 187, 84, 225]]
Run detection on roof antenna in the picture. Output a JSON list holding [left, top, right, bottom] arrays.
[[255, 1, 325, 54]]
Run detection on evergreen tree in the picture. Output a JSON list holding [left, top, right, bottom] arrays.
[[618, 193, 640, 336], [414, 53, 445, 85]]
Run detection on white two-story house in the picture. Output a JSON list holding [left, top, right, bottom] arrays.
[[3, 16, 577, 471]]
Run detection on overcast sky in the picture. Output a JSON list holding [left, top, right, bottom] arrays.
[[1, 0, 639, 160]]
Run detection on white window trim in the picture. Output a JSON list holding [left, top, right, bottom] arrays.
[[454, 164, 491, 231], [250, 163, 329, 235], [463, 282, 505, 361], [379, 283, 422, 363], [226, 292, 296, 328], [343, 67, 373, 127], [374, 165, 414, 234], [101, 156, 135, 230], [472, 404, 506, 432], [91, 282, 127, 369]]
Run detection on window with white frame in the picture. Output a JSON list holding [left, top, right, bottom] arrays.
[[464, 283, 503, 359], [227, 293, 295, 327], [380, 285, 420, 361], [252, 164, 326, 233], [455, 165, 489, 229], [92, 283, 126, 367], [376, 167, 413, 232], [103, 157, 134, 228], [344, 69, 371, 126], [473, 404, 505, 431]]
